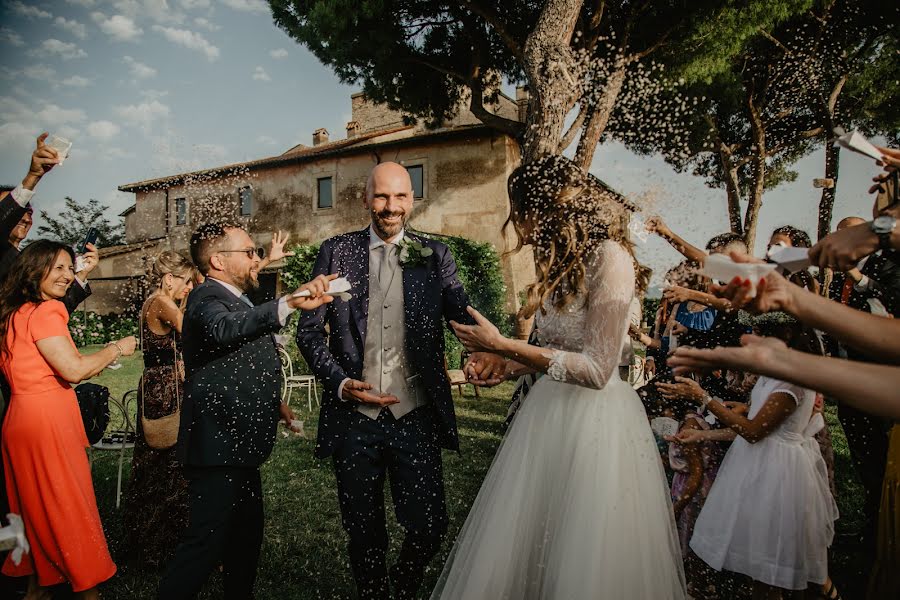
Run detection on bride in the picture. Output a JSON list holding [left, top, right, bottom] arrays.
[[435, 156, 686, 599]]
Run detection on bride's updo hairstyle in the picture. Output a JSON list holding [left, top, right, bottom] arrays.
[[505, 155, 636, 319], [145, 250, 194, 290]]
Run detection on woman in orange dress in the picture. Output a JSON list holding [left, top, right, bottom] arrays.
[[0, 240, 136, 599]]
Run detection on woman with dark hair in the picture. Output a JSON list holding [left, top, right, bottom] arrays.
[[769, 226, 819, 294], [0, 240, 136, 599], [433, 156, 686, 598]]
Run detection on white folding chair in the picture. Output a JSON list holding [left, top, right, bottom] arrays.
[[278, 346, 319, 411], [90, 389, 137, 509]]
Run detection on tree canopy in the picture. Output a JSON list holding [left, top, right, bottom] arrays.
[[37, 196, 126, 247]]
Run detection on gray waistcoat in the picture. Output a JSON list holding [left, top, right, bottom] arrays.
[[359, 244, 429, 420]]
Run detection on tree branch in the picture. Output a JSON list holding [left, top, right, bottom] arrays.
[[458, 0, 525, 62], [558, 105, 588, 152], [469, 71, 526, 139]]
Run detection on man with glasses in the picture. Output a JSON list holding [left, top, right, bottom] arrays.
[[158, 221, 337, 600]]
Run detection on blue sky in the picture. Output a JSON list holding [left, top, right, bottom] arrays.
[[0, 0, 888, 284]]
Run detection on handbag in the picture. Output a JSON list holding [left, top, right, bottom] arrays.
[[140, 297, 182, 450]]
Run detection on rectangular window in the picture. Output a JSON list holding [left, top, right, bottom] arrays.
[[406, 165, 424, 200], [175, 197, 187, 225], [317, 177, 333, 209], [239, 186, 252, 216]]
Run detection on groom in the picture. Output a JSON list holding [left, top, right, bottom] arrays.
[[297, 162, 474, 599]]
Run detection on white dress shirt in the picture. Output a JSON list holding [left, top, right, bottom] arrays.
[[208, 276, 293, 326]]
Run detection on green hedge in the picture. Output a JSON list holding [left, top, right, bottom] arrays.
[[280, 231, 508, 370], [69, 311, 139, 347]]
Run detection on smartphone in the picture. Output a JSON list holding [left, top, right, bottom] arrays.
[[76, 227, 99, 254]]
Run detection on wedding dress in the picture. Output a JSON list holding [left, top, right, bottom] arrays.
[[431, 240, 686, 599]]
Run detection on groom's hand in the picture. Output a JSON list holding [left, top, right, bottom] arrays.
[[464, 352, 507, 387], [341, 379, 400, 406]]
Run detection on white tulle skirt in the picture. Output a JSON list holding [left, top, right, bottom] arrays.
[[430, 373, 686, 600]]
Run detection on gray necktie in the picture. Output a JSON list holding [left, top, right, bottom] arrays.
[[239, 294, 254, 308], [378, 244, 395, 289]]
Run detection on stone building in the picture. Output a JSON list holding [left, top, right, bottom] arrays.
[[92, 90, 535, 322]]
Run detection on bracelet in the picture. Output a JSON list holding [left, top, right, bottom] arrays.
[[107, 341, 123, 359], [700, 394, 713, 407]]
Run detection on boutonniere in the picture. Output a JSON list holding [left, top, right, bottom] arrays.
[[396, 237, 433, 268]]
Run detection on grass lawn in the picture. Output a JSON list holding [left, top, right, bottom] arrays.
[[83, 350, 869, 599]]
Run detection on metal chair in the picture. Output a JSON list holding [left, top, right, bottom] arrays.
[[277, 346, 319, 411], [90, 389, 137, 509]]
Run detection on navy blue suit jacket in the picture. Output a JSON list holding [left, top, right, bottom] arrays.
[[297, 228, 474, 459], [178, 278, 284, 467]]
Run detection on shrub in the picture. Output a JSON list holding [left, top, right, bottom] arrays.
[[69, 311, 138, 347]]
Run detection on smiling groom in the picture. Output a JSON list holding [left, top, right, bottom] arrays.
[[297, 162, 475, 600]]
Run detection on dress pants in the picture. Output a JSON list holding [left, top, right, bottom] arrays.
[[333, 407, 448, 600], [158, 466, 264, 600]]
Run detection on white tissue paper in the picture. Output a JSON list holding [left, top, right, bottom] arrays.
[[650, 416, 680, 438], [835, 128, 884, 161], [0, 514, 30, 565], [293, 276, 352, 301], [700, 254, 776, 297], [767, 245, 811, 275], [46, 135, 72, 165]]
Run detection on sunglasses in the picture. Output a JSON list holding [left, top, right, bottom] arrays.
[[218, 248, 259, 260]]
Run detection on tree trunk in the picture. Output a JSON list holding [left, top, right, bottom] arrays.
[[817, 143, 840, 241], [716, 142, 743, 235], [520, 0, 585, 164], [743, 97, 766, 250], [573, 57, 627, 169]]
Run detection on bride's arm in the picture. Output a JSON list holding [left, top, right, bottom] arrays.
[[453, 244, 636, 390]]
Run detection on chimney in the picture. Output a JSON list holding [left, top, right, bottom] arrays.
[[346, 121, 360, 138], [313, 128, 329, 146], [515, 85, 529, 122]]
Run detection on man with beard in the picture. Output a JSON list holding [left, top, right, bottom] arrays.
[[297, 162, 476, 600], [158, 222, 337, 599]]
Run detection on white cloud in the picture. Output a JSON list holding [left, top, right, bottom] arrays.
[[123, 55, 157, 79], [54, 16, 87, 40], [221, 0, 268, 13], [256, 135, 278, 145], [92, 13, 143, 41], [32, 39, 87, 60], [36, 103, 88, 126], [152, 25, 219, 61], [61, 75, 91, 87], [115, 99, 171, 132], [0, 27, 25, 47], [87, 120, 122, 140], [65, 0, 95, 7], [252, 66, 270, 82], [22, 64, 57, 82], [179, 0, 210, 9], [7, 1, 52, 19], [193, 17, 219, 31], [269, 48, 288, 59]]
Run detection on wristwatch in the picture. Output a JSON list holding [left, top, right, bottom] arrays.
[[871, 215, 897, 250]]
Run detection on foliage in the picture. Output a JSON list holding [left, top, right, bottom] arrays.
[[278, 234, 508, 369], [643, 296, 661, 328], [268, 0, 796, 167], [68, 311, 138, 347], [37, 196, 126, 247]]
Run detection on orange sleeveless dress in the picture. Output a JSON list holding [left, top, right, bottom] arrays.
[[0, 300, 116, 591]]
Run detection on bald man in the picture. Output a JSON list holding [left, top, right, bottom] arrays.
[[297, 162, 475, 600]]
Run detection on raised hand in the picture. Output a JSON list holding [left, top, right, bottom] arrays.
[[644, 215, 671, 237], [267, 231, 295, 263], [341, 379, 400, 406], [77, 242, 99, 280], [711, 253, 796, 315], [24, 132, 60, 189], [287, 273, 338, 311], [808, 223, 880, 273], [450, 306, 505, 353]]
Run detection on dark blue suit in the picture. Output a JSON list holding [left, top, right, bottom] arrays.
[[297, 228, 474, 599], [160, 278, 284, 600]]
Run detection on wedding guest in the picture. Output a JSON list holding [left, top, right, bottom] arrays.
[[684, 317, 838, 598], [0, 240, 136, 599], [158, 222, 333, 600], [768, 225, 819, 293], [645, 215, 748, 266], [868, 422, 900, 599], [122, 251, 195, 568]]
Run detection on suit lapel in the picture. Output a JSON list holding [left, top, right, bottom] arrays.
[[402, 233, 429, 334], [347, 229, 371, 345]]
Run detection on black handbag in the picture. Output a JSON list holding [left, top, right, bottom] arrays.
[[74, 383, 110, 445]]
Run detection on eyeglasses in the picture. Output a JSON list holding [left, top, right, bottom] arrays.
[[218, 248, 258, 260]]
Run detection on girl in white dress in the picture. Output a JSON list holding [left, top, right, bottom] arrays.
[[433, 156, 686, 599], [683, 318, 838, 597]]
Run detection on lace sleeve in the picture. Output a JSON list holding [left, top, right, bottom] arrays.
[[545, 242, 636, 389]]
